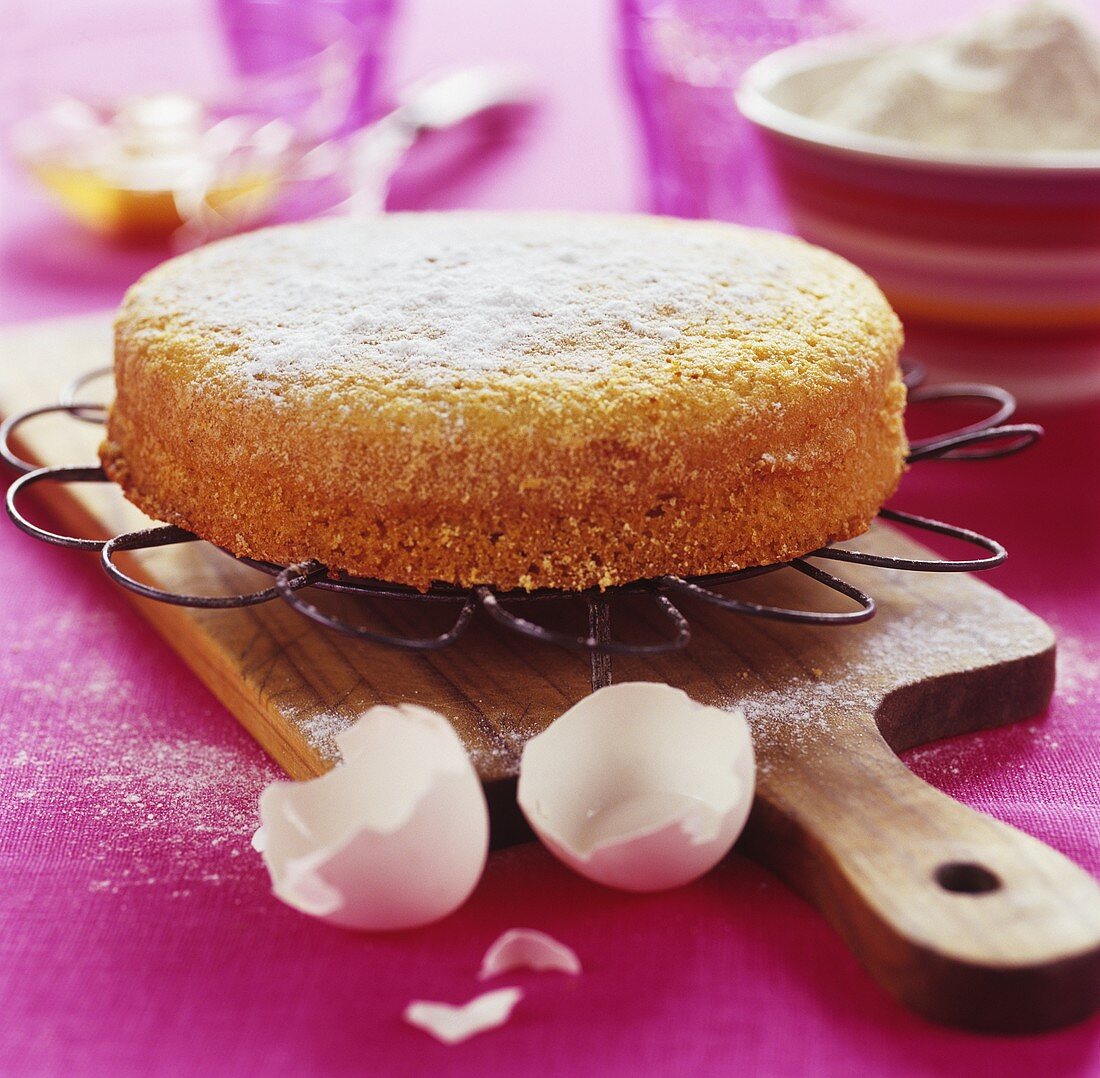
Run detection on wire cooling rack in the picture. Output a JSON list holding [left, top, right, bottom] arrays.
[[2, 361, 1041, 690]]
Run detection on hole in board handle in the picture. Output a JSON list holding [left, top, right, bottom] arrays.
[[935, 861, 1002, 895]]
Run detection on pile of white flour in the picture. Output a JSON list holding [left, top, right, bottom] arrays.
[[807, 2, 1100, 151]]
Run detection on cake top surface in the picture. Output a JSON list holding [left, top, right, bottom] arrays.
[[117, 212, 901, 418]]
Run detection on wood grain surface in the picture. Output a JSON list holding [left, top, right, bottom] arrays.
[[3, 314, 1099, 1033]]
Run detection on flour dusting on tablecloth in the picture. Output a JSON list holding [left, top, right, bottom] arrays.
[[1, 604, 277, 897]]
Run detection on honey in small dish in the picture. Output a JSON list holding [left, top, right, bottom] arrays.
[[18, 92, 286, 243]]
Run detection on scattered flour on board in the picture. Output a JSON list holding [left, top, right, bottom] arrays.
[[279, 562, 1063, 782], [282, 693, 524, 780], [728, 587, 1054, 770], [903, 619, 1097, 780]]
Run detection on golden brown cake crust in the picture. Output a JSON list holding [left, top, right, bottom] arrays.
[[102, 212, 907, 591]]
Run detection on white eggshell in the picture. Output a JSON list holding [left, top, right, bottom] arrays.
[[404, 987, 524, 1045], [255, 704, 489, 930], [517, 682, 755, 892], [478, 928, 582, 979]]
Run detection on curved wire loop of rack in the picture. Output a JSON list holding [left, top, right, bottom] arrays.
[[3, 363, 1042, 688]]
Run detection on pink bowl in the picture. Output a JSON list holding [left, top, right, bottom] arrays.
[[737, 38, 1100, 400]]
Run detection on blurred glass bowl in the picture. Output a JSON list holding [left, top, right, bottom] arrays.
[[3, 1, 374, 244]]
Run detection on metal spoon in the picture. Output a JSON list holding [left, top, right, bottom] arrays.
[[308, 65, 536, 215]]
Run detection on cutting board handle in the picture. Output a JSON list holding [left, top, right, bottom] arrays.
[[745, 715, 1100, 1034]]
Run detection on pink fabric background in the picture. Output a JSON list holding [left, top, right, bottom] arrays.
[[2, 1, 1098, 1074]]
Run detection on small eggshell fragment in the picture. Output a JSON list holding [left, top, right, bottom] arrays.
[[255, 704, 489, 930], [517, 682, 755, 893], [404, 987, 524, 1045], [479, 928, 582, 979]]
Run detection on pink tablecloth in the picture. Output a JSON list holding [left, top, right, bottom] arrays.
[[2, 2, 1098, 1074]]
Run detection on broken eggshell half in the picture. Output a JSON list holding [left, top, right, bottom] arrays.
[[253, 704, 489, 931], [516, 682, 755, 892]]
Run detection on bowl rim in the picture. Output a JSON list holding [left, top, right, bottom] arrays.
[[735, 33, 1100, 175]]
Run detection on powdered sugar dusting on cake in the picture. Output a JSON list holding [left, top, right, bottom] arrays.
[[134, 214, 790, 395]]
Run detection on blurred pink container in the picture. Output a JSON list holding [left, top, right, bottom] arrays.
[[737, 38, 1100, 401], [618, 0, 855, 227], [217, 0, 399, 128]]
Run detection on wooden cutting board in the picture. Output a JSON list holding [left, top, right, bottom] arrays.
[[3, 315, 1099, 1035]]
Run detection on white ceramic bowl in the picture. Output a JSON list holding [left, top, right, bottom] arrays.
[[737, 37, 1100, 400]]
